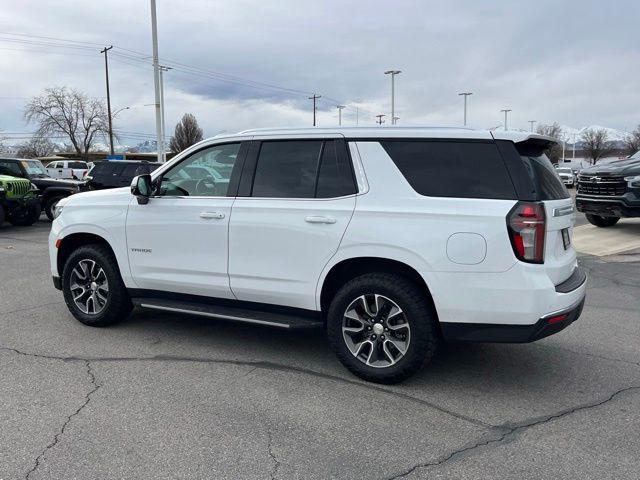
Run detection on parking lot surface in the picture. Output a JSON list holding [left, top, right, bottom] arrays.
[[1, 220, 639, 479]]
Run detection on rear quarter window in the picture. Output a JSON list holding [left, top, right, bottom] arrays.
[[380, 140, 517, 200], [516, 143, 569, 200]]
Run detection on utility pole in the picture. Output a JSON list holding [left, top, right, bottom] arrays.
[[309, 94, 321, 126], [376, 114, 386, 125], [150, 0, 163, 162], [336, 105, 346, 126], [528, 120, 536, 132], [159, 65, 172, 162], [500, 109, 512, 131], [458, 92, 472, 126], [384, 70, 401, 125], [100, 45, 114, 155], [355, 107, 359, 126]]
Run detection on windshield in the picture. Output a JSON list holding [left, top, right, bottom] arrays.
[[21, 160, 48, 176]]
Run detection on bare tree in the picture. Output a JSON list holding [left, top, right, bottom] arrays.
[[581, 128, 614, 165], [169, 113, 203, 153], [623, 125, 640, 156], [16, 134, 56, 158], [536, 122, 563, 163], [24, 87, 108, 160]]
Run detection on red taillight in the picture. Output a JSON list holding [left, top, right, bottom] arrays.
[[507, 202, 546, 264]]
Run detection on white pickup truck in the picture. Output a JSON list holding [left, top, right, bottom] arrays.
[[46, 160, 89, 180]]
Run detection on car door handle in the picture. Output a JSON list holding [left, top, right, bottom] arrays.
[[305, 215, 336, 224], [200, 211, 225, 220]]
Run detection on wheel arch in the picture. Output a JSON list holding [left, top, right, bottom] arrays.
[[57, 232, 119, 278], [319, 256, 439, 324]]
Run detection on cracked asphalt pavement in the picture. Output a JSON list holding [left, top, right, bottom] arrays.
[[1, 220, 639, 479]]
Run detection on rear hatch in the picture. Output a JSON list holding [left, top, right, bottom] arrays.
[[515, 140, 576, 285]]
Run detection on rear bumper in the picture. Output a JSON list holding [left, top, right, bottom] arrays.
[[440, 296, 585, 343], [438, 265, 587, 343], [576, 196, 640, 218]]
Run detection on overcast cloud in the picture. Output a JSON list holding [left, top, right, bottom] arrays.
[[1, 0, 639, 146]]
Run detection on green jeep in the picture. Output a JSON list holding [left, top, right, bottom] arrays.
[[0, 174, 42, 227]]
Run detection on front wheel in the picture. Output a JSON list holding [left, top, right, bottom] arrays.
[[586, 214, 620, 228], [44, 195, 67, 221], [7, 202, 41, 226], [62, 244, 132, 327], [326, 273, 439, 384]]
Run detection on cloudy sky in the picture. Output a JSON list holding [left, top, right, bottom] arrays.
[[1, 0, 639, 146]]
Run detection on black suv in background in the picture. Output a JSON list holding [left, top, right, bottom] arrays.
[[0, 158, 87, 220], [575, 151, 640, 227], [87, 160, 161, 190]]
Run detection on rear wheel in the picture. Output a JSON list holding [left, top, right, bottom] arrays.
[[586, 214, 619, 228], [62, 244, 132, 327], [326, 273, 439, 384]]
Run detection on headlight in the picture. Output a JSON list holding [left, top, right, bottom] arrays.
[[624, 175, 640, 188], [53, 203, 64, 219]]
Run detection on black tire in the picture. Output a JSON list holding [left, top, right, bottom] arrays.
[[586, 214, 620, 228], [326, 273, 439, 384], [62, 243, 132, 327], [7, 202, 41, 226], [44, 194, 67, 221]]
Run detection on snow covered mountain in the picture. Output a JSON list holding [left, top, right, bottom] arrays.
[[559, 125, 629, 144]]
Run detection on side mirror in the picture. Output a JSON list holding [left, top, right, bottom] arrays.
[[131, 174, 152, 205]]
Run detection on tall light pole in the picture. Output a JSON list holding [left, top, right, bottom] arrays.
[[309, 94, 321, 126], [458, 92, 472, 126], [500, 109, 512, 131], [384, 70, 401, 125], [528, 120, 536, 132], [150, 0, 163, 162], [336, 105, 346, 126], [159, 65, 172, 162], [100, 45, 115, 155]]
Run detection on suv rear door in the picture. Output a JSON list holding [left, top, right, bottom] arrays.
[[228, 137, 357, 310]]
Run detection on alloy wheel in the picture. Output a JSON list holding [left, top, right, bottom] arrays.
[[342, 294, 411, 368], [69, 259, 109, 315]]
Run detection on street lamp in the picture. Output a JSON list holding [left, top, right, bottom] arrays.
[[113, 106, 130, 118], [458, 92, 472, 126], [384, 70, 401, 125]]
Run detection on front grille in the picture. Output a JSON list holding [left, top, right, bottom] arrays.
[[577, 175, 626, 196], [6, 180, 31, 197]]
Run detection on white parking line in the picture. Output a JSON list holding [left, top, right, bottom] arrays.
[[572, 218, 640, 256]]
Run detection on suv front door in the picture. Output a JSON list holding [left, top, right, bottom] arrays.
[[126, 142, 246, 298], [228, 138, 357, 309]]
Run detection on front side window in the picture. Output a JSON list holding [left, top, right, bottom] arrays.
[[251, 140, 356, 198], [160, 143, 240, 197]]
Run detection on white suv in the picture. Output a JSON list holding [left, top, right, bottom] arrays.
[[49, 127, 586, 383]]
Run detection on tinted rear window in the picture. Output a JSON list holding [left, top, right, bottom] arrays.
[[92, 162, 126, 177], [516, 144, 569, 200], [380, 140, 517, 199], [68, 161, 87, 169]]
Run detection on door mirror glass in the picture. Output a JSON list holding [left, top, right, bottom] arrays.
[[131, 174, 152, 204]]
